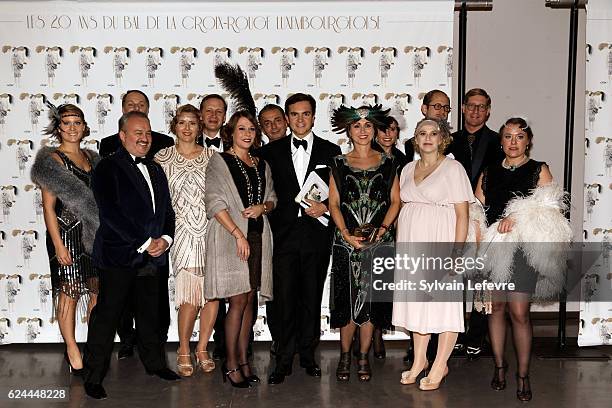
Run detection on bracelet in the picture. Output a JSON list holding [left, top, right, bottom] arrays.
[[380, 224, 389, 231], [262, 203, 268, 214], [230, 226, 238, 235], [236, 235, 246, 241]]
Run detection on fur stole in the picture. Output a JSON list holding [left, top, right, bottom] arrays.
[[480, 183, 572, 300], [30, 147, 100, 253]]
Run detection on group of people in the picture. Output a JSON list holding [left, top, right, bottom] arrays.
[[30, 85, 569, 402]]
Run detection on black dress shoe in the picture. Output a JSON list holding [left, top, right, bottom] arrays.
[[147, 367, 181, 381], [117, 344, 134, 360], [304, 365, 322, 377], [84, 382, 107, 400], [267, 371, 286, 385]]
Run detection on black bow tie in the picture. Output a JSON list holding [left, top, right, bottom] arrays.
[[293, 138, 308, 150], [134, 156, 150, 165], [205, 137, 222, 148]]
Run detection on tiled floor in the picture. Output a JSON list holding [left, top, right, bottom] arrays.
[[0, 341, 610, 407]]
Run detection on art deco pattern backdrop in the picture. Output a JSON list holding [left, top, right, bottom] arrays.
[[0, 0, 454, 343]]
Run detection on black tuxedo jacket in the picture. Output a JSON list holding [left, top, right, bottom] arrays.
[[92, 147, 175, 269], [448, 125, 503, 189], [257, 134, 341, 249], [99, 131, 174, 159]]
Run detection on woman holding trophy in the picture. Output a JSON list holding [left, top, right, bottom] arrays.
[[328, 105, 400, 382]]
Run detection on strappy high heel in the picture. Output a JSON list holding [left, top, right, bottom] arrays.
[[221, 363, 250, 388], [418, 366, 449, 391], [195, 350, 215, 373], [336, 352, 351, 381], [516, 374, 532, 402], [239, 362, 260, 384], [356, 352, 371, 382], [176, 351, 194, 377], [400, 360, 429, 385], [491, 362, 508, 391]]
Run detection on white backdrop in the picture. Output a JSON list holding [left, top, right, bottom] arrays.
[[578, 0, 612, 347], [0, 0, 454, 344]]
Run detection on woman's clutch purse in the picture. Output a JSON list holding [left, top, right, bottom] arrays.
[[353, 223, 379, 245]]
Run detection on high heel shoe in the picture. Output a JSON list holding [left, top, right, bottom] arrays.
[[400, 361, 429, 385], [490, 362, 508, 391], [336, 352, 351, 381], [418, 366, 448, 391], [239, 362, 260, 384], [356, 352, 371, 382], [195, 350, 215, 373], [516, 374, 532, 402], [64, 349, 84, 376], [176, 351, 194, 377], [221, 363, 250, 388]]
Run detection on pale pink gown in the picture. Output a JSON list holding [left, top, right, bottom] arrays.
[[392, 157, 474, 333]]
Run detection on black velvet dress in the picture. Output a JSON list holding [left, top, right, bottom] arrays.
[[221, 152, 266, 289]]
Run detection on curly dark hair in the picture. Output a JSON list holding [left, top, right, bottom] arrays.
[[221, 110, 262, 150]]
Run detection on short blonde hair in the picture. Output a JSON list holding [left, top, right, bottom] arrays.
[[412, 118, 452, 154], [169, 104, 202, 137]]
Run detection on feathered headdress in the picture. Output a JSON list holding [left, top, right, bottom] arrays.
[[42, 101, 60, 136], [331, 104, 390, 134], [214, 62, 255, 117]]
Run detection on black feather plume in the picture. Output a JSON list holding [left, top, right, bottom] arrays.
[[214, 62, 256, 117]]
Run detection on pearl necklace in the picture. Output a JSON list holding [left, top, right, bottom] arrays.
[[230, 147, 262, 206], [502, 156, 528, 171]]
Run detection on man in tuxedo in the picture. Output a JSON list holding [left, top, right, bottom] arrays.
[[83, 112, 179, 400], [404, 89, 451, 162], [448, 88, 503, 359], [258, 104, 288, 143], [99, 90, 174, 159], [195, 93, 227, 359], [197, 94, 226, 151], [258, 93, 341, 385], [99, 89, 174, 360]]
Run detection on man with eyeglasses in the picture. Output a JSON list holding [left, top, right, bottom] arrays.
[[404, 89, 451, 162], [448, 88, 503, 360]]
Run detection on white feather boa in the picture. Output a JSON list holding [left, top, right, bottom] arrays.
[[479, 183, 572, 300]]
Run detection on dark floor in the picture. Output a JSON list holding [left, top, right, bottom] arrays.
[[1, 341, 610, 408]]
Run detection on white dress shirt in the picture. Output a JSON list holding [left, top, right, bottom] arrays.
[[291, 132, 314, 187], [129, 154, 173, 254]]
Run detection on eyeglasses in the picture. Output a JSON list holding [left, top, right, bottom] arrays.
[[428, 103, 451, 112], [465, 103, 489, 112]]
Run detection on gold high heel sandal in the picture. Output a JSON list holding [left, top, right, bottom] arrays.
[[400, 361, 430, 385], [176, 352, 194, 377], [418, 366, 449, 391], [195, 350, 215, 373]]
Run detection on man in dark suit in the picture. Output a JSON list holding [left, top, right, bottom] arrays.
[[404, 89, 451, 162], [99, 90, 174, 360], [99, 90, 174, 159], [258, 93, 341, 385], [196, 94, 226, 151], [83, 112, 180, 399], [448, 88, 504, 359]]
